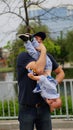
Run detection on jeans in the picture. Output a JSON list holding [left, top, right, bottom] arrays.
[[18, 103, 52, 130]]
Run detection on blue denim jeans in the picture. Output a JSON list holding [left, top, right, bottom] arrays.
[[18, 103, 52, 130]]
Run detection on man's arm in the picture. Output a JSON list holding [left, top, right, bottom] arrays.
[[54, 65, 65, 84], [35, 44, 46, 74], [47, 53, 65, 83], [26, 43, 46, 74]]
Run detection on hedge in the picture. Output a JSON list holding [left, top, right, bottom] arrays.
[[0, 96, 73, 117]]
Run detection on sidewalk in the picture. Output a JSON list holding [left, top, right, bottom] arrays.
[[52, 119, 73, 130], [0, 119, 73, 130]]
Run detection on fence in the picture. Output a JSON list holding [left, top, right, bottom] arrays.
[[0, 79, 73, 119]]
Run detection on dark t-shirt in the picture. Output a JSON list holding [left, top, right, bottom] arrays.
[[17, 52, 59, 105]]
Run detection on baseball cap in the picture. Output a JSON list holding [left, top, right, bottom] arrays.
[[33, 32, 46, 40]]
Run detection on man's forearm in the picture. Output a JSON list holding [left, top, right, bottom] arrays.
[[56, 71, 65, 83], [54, 66, 65, 84], [35, 44, 46, 74]]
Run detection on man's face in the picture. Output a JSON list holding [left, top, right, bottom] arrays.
[[35, 36, 43, 43]]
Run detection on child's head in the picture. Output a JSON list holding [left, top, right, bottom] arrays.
[[33, 32, 46, 43]]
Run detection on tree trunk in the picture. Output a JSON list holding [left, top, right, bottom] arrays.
[[23, 0, 30, 33]]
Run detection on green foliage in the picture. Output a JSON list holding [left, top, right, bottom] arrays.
[[0, 101, 2, 116], [64, 68, 73, 79], [3, 41, 13, 67], [44, 38, 61, 59], [17, 23, 49, 35], [61, 96, 73, 115], [3, 41, 12, 50], [0, 96, 73, 117], [29, 22, 50, 34], [17, 24, 29, 34], [65, 30, 73, 61], [56, 35, 68, 61], [56, 30, 73, 62], [0, 99, 18, 117]]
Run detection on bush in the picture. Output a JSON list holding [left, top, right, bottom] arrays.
[[0, 99, 18, 117], [61, 96, 73, 115], [0, 96, 73, 117], [64, 68, 73, 79]]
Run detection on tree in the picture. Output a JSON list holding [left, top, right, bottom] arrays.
[[1, 0, 73, 36], [0, 48, 3, 59], [56, 32, 69, 62], [55, 30, 73, 62], [44, 38, 61, 60], [3, 41, 12, 67], [0, 0, 51, 33], [65, 30, 73, 61]]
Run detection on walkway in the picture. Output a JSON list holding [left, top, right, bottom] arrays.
[[0, 119, 73, 130]]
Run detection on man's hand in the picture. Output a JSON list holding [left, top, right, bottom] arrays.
[[36, 43, 46, 52], [26, 61, 36, 70]]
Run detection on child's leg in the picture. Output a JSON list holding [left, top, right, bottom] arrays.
[[32, 38, 39, 48], [24, 40, 39, 60]]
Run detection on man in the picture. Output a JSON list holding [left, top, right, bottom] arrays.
[[17, 32, 65, 130]]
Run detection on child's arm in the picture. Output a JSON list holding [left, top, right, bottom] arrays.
[[26, 61, 37, 74], [28, 73, 40, 81]]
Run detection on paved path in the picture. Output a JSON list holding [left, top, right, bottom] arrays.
[[0, 119, 73, 130], [52, 119, 73, 129]]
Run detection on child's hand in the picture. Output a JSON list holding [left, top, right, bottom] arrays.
[[28, 73, 40, 81], [27, 68, 37, 76]]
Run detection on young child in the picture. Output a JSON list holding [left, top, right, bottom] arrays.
[[18, 32, 62, 112]]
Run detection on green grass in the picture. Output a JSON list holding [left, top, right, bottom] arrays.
[[0, 67, 13, 72]]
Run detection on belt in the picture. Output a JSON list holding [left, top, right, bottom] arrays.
[[22, 103, 43, 108], [35, 103, 42, 108]]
